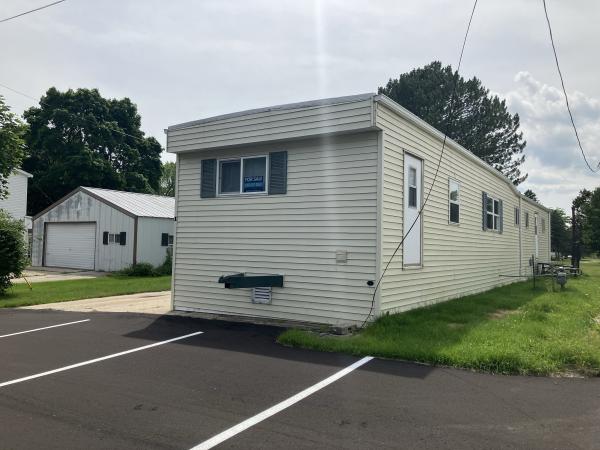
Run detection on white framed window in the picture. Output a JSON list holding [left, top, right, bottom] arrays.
[[541, 218, 546, 233], [168, 234, 174, 246], [515, 207, 520, 226], [408, 166, 417, 208], [218, 156, 268, 195], [449, 179, 460, 224], [525, 211, 529, 228], [486, 196, 501, 231]]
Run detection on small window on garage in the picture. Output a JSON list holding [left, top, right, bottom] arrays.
[[168, 235, 174, 246], [109, 233, 115, 244], [449, 179, 460, 224]]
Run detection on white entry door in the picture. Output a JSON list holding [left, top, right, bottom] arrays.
[[404, 153, 423, 266], [534, 213, 539, 258], [45, 223, 96, 270]]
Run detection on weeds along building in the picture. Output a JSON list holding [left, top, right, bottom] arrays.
[[166, 93, 550, 326]]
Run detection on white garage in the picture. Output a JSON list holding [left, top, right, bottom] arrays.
[[44, 223, 97, 270], [31, 187, 175, 272]]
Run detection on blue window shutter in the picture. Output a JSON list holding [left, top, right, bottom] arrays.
[[482, 192, 488, 231], [201, 159, 217, 198], [269, 151, 287, 195], [499, 200, 504, 233]]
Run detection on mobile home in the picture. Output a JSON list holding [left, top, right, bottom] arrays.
[[32, 187, 175, 271], [167, 94, 550, 326]]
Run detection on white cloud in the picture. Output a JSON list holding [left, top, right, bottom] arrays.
[[503, 72, 600, 210]]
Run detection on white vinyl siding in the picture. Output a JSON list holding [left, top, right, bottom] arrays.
[[0, 171, 29, 222], [167, 98, 374, 153], [45, 223, 96, 270], [136, 217, 175, 267], [376, 102, 548, 314], [172, 132, 379, 325]]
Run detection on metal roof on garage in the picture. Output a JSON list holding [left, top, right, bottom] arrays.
[[81, 187, 175, 218]]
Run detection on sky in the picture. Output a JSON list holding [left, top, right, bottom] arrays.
[[1, 0, 599, 211]]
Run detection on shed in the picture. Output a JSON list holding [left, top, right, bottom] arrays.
[[166, 93, 551, 327], [31, 187, 175, 271]]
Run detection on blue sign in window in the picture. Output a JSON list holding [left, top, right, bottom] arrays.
[[243, 175, 265, 192]]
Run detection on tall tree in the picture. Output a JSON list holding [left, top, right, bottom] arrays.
[[571, 189, 592, 265], [550, 208, 570, 259], [582, 187, 600, 256], [23, 87, 162, 214], [0, 96, 26, 200], [524, 189, 538, 202], [379, 61, 527, 185], [159, 161, 176, 197]]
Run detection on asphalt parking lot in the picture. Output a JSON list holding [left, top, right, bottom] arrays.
[[2, 309, 600, 450]]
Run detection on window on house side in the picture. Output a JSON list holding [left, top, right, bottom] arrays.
[[515, 207, 520, 226], [542, 218, 546, 233], [109, 233, 115, 244], [449, 179, 460, 224], [408, 167, 417, 208], [525, 212, 529, 228], [219, 156, 267, 195], [486, 196, 501, 231], [168, 235, 174, 246]]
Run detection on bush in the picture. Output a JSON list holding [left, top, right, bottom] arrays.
[[118, 262, 158, 277], [156, 248, 172, 275], [0, 211, 28, 295]]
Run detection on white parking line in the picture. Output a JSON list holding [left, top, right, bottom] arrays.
[[0, 330, 203, 389], [0, 319, 91, 339], [190, 356, 374, 450]]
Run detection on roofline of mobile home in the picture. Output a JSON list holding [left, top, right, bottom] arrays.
[[165, 93, 549, 213], [373, 94, 550, 213]]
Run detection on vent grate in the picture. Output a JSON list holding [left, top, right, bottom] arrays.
[[252, 287, 272, 304]]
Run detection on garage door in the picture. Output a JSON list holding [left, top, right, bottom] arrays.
[[45, 223, 96, 270]]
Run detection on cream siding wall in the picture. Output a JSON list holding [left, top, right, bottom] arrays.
[[168, 99, 374, 153], [172, 132, 379, 325], [136, 217, 175, 267], [31, 191, 135, 271], [376, 103, 550, 314], [0, 171, 29, 222]]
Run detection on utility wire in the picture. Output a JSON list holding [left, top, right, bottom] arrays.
[[542, 0, 600, 173], [359, 0, 479, 329], [0, 0, 66, 24], [0, 82, 151, 144]]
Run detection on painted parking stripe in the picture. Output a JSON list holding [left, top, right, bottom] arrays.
[[0, 319, 91, 339], [0, 330, 203, 388], [191, 356, 374, 450]]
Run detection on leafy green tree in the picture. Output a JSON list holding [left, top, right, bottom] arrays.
[[23, 87, 162, 214], [0, 96, 26, 199], [582, 187, 600, 256], [572, 189, 592, 264], [550, 208, 570, 258], [379, 61, 527, 185], [524, 189, 538, 202], [159, 161, 176, 197], [0, 211, 28, 294]]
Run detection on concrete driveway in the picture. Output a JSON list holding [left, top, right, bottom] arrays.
[[22, 291, 172, 315], [14, 267, 107, 284]]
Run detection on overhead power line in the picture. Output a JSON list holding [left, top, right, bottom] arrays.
[[0, 82, 151, 144], [0, 0, 66, 24], [542, 0, 600, 173], [360, 0, 479, 328]]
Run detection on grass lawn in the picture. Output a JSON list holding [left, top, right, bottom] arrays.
[[279, 260, 600, 376], [0, 275, 172, 308]]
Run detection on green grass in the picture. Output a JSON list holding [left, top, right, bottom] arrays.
[[279, 260, 600, 376], [0, 275, 172, 308]]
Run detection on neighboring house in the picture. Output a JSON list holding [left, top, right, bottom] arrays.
[[0, 168, 33, 230], [166, 93, 550, 327], [31, 187, 175, 271]]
